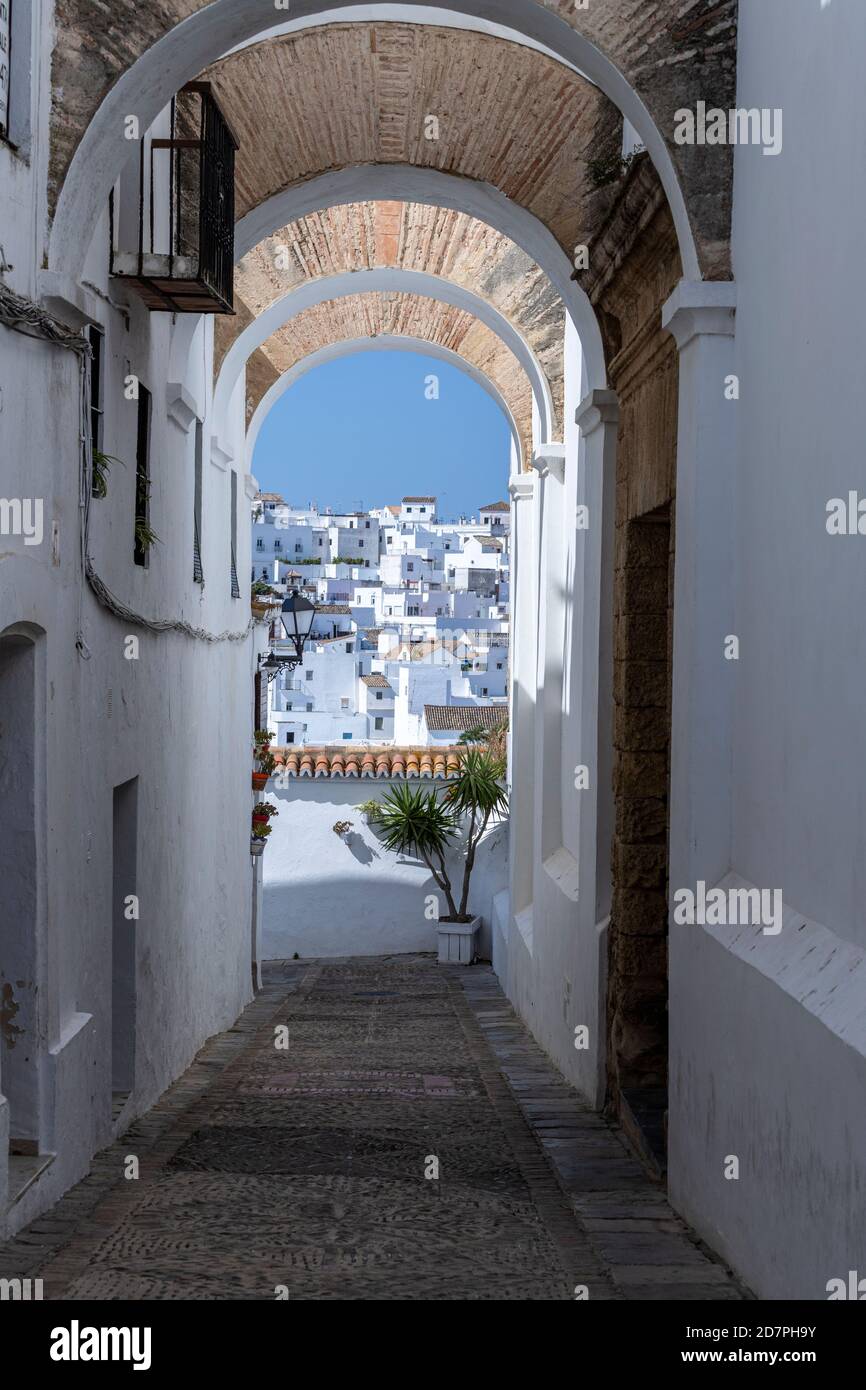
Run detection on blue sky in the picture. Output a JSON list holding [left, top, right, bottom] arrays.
[[251, 350, 511, 519]]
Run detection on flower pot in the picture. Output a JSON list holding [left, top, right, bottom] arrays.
[[437, 916, 481, 966], [252, 772, 268, 790], [250, 837, 266, 858], [252, 814, 268, 829]]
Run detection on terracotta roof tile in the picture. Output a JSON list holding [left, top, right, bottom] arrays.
[[424, 704, 508, 732], [269, 745, 464, 779], [361, 673, 392, 688]]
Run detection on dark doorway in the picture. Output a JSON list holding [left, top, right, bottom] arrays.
[[0, 631, 42, 1167]]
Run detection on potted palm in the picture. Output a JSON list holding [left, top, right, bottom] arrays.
[[376, 748, 508, 964]]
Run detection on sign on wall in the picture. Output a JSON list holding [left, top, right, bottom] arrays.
[[0, 0, 10, 140]]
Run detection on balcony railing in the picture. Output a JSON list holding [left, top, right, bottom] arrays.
[[111, 84, 238, 314]]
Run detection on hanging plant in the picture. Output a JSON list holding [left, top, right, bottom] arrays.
[[134, 515, 160, 554], [92, 449, 125, 500]]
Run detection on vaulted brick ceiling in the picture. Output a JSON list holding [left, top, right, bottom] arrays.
[[244, 291, 534, 463], [205, 24, 609, 269], [221, 200, 565, 441], [51, 3, 737, 274]]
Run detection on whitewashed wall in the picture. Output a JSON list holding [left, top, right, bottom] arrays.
[[262, 781, 508, 960], [1, 87, 255, 1234], [667, 0, 866, 1299]]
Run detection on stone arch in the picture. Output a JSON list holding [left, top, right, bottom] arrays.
[[234, 167, 601, 393], [211, 268, 556, 458], [47, 1, 735, 286], [247, 337, 524, 472]]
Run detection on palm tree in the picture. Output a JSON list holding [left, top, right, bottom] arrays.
[[376, 783, 461, 919], [376, 749, 508, 922]]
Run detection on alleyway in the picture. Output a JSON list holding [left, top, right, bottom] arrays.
[[0, 958, 744, 1301]]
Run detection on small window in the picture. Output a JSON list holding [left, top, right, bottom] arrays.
[[295, 543, 302, 553], [341, 697, 349, 709], [387, 535, 393, 544], [88, 325, 105, 497], [274, 540, 282, 551], [358, 540, 364, 548], [286, 732, 295, 744], [375, 691, 383, 701], [133, 385, 152, 568], [256, 538, 263, 550], [346, 643, 354, 653], [374, 717, 384, 731], [317, 537, 323, 546], [365, 521, 370, 529], [342, 732, 352, 740], [305, 670, 313, 680], [420, 506, 426, 514], [407, 562, 414, 572]]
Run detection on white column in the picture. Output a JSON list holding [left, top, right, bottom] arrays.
[[661, 281, 737, 898], [530, 445, 567, 863], [507, 473, 538, 937], [572, 389, 619, 928]]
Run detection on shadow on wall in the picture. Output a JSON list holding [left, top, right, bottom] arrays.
[[262, 781, 508, 959]]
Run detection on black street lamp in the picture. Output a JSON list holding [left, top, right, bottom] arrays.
[[258, 589, 316, 683]]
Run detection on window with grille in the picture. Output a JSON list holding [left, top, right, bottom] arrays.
[[229, 470, 240, 597], [193, 421, 204, 584], [0, 1, 12, 142]]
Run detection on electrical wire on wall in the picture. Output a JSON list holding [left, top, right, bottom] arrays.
[[0, 277, 253, 652]]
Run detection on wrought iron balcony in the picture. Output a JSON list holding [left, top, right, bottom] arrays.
[[111, 83, 238, 314]]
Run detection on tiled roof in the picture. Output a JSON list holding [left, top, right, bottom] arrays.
[[364, 628, 384, 639], [424, 704, 508, 732], [256, 492, 286, 502], [316, 604, 352, 615], [313, 632, 355, 644], [402, 496, 436, 503], [272, 746, 463, 779], [480, 501, 510, 512], [386, 505, 400, 515], [361, 673, 392, 688]]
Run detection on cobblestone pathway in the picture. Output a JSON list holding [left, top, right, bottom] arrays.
[[0, 957, 747, 1300]]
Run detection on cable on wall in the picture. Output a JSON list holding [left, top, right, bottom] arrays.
[[0, 277, 253, 648]]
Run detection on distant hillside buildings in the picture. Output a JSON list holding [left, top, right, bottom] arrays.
[[252, 494, 510, 746]]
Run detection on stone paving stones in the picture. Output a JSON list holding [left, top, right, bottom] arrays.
[[0, 955, 747, 1301]]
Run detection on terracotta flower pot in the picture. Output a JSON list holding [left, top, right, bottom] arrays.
[[252, 772, 268, 790]]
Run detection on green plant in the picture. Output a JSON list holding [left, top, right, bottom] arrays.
[[251, 822, 273, 840], [134, 515, 160, 554], [254, 729, 271, 745], [377, 783, 461, 917], [587, 147, 640, 190], [257, 750, 276, 776], [92, 449, 125, 500], [356, 799, 382, 822], [252, 580, 280, 598], [254, 801, 279, 819], [376, 750, 507, 922]]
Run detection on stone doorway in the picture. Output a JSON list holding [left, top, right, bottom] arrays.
[[608, 503, 673, 1173]]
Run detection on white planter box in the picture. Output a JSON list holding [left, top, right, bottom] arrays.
[[437, 916, 481, 965]]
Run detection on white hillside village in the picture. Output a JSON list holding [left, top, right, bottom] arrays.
[[251, 493, 510, 747]]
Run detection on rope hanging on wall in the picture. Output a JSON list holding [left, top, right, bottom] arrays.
[[0, 277, 253, 647]]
